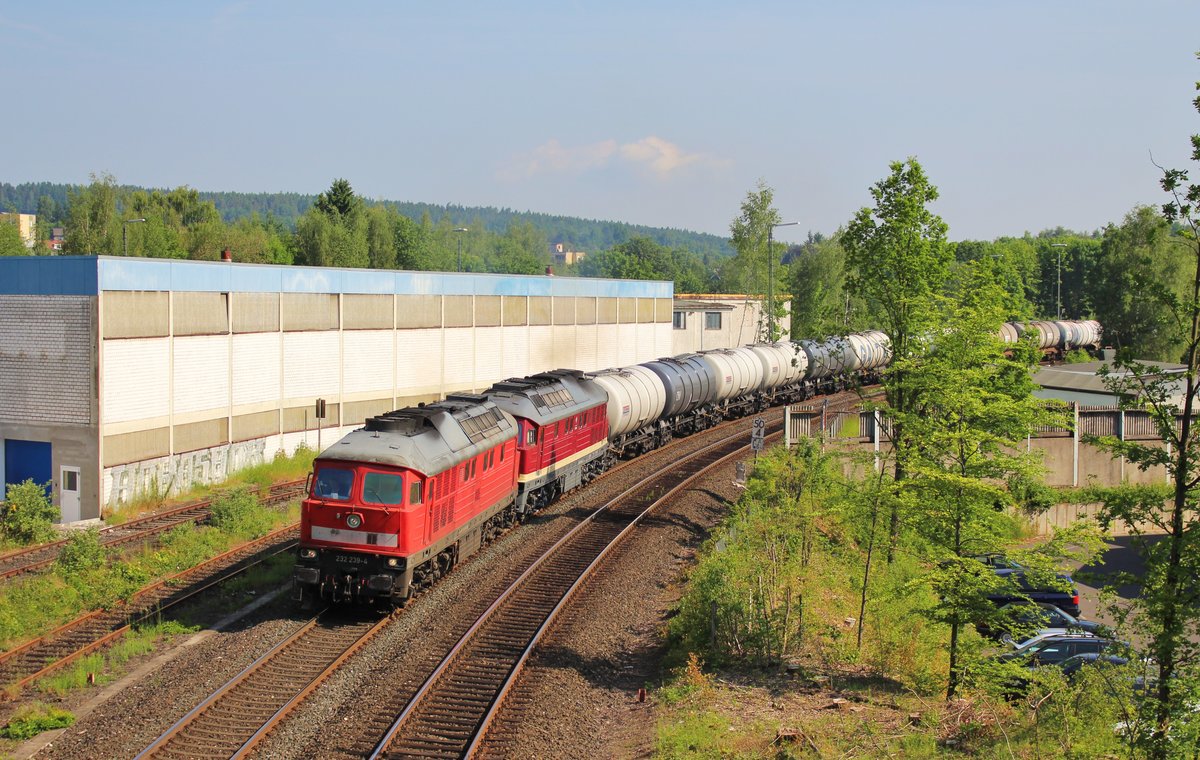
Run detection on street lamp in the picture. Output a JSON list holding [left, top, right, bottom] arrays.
[[122, 218, 146, 256], [767, 221, 798, 341], [453, 227, 468, 272], [1050, 243, 1067, 318]]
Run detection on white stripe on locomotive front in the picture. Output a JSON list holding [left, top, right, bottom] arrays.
[[311, 525, 400, 548]]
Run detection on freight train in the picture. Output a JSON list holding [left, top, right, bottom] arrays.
[[293, 319, 1101, 606]]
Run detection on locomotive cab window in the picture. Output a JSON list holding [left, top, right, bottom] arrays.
[[362, 472, 405, 505], [526, 428, 536, 446], [409, 481, 422, 505], [314, 467, 354, 501]]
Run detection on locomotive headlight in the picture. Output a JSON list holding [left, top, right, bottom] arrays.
[[387, 558, 399, 567], [299, 548, 317, 559], [345, 513, 363, 529]]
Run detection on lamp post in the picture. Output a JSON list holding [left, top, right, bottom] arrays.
[[122, 218, 146, 257], [453, 227, 468, 272], [767, 221, 798, 341], [1051, 243, 1067, 318]]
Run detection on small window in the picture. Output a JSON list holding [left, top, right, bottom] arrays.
[[409, 481, 423, 505], [526, 428, 536, 446], [463, 464, 470, 482], [673, 312, 686, 330], [500, 445, 505, 461], [362, 472, 405, 505], [314, 467, 354, 501], [705, 311, 722, 330]]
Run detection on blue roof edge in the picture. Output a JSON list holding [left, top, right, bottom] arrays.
[[0, 256, 672, 299]]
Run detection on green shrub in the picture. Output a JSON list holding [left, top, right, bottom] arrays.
[[208, 487, 273, 538], [1, 479, 58, 544], [56, 527, 105, 573], [0, 703, 75, 740]]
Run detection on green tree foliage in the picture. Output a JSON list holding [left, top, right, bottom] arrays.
[[892, 270, 1074, 698], [294, 178, 370, 268], [0, 219, 28, 256], [63, 173, 120, 255], [1092, 206, 1190, 361], [727, 180, 783, 314], [55, 528, 105, 573], [785, 231, 872, 338], [574, 236, 708, 291], [1, 479, 57, 544], [951, 238, 1038, 320], [843, 158, 952, 559], [1086, 60, 1200, 757], [488, 220, 549, 274]]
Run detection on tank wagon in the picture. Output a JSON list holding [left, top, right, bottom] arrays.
[[999, 320, 1102, 358], [294, 320, 1099, 605]]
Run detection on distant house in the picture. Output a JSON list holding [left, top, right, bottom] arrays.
[[1033, 358, 1189, 407], [0, 212, 37, 248], [46, 227, 66, 252], [551, 242, 586, 266]]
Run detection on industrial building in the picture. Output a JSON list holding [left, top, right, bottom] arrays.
[[671, 294, 790, 355], [0, 256, 673, 522]]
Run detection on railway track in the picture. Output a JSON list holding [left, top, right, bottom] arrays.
[[0, 525, 300, 693], [0, 479, 305, 581], [134, 609, 390, 760], [370, 423, 777, 759]]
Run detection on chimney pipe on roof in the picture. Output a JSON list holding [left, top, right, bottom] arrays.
[[545, 265, 554, 276], [221, 247, 232, 262]]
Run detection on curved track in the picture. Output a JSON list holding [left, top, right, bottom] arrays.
[[369, 424, 778, 759], [0, 479, 305, 581]]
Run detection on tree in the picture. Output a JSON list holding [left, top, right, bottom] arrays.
[[1087, 58, 1200, 757], [786, 232, 866, 338], [842, 158, 952, 560], [896, 268, 1071, 698], [0, 220, 27, 256], [728, 180, 784, 339], [293, 179, 369, 268], [488, 221, 549, 274], [1092, 206, 1189, 361], [63, 173, 120, 255], [314, 178, 360, 218]]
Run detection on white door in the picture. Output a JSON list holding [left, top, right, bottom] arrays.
[[60, 466, 81, 523]]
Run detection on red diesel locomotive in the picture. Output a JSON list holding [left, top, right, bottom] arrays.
[[294, 396, 519, 604]]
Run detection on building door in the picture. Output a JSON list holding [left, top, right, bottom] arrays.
[[4, 439, 52, 497], [60, 466, 81, 523]]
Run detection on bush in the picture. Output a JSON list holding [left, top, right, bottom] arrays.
[[208, 487, 274, 538], [1, 479, 58, 544], [56, 528, 105, 573]]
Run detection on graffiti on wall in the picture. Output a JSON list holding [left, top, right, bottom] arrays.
[[106, 439, 269, 505]]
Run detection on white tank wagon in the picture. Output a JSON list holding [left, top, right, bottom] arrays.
[[999, 322, 1023, 344], [850, 331, 891, 373], [591, 365, 666, 457], [747, 342, 797, 391], [699, 347, 766, 419]]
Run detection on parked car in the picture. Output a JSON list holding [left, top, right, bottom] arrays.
[[987, 568, 1081, 617], [979, 601, 1105, 641], [997, 633, 1119, 667]]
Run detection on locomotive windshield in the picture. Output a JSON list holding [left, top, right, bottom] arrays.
[[362, 471, 405, 505], [314, 466, 354, 501]]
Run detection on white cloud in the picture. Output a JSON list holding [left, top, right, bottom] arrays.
[[500, 136, 726, 181]]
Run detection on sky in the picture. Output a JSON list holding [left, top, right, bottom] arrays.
[[3, 1, 1199, 244]]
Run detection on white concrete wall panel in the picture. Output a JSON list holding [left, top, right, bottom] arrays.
[[595, 325, 619, 370], [396, 329, 443, 396], [283, 332, 340, 400], [574, 324, 598, 371], [654, 323, 672, 359], [343, 330, 394, 395], [527, 326, 554, 373], [443, 329, 475, 389], [617, 324, 639, 367], [103, 338, 169, 424], [501, 326, 529, 378], [551, 325, 577, 369], [232, 333, 281, 407], [473, 327, 505, 389], [173, 335, 230, 415]]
